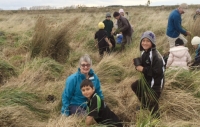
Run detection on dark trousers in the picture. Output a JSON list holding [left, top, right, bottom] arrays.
[[121, 35, 132, 51], [191, 59, 200, 66], [69, 105, 86, 116], [131, 80, 161, 116], [99, 46, 110, 57], [108, 35, 116, 50]]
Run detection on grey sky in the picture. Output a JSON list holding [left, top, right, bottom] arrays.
[[0, 0, 199, 10]]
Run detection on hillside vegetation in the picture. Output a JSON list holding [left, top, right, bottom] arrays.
[[0, 6, 200, 127]]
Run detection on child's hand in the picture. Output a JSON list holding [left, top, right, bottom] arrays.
[[136, 66, 143, 72]]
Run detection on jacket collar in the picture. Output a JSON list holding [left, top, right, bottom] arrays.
[[170, 46, 188, 52], [77, 68, 94, 79]]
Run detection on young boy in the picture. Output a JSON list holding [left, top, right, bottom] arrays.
[[80, 79, 123, 127], [131, 31, 165, 118], [190, 36, 200, 66], [166, 38, 191, 70], [103, 12, 116, 50], [95, 22, 112, 57]]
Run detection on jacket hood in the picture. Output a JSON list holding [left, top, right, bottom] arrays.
[[169, 46, 189, 58]]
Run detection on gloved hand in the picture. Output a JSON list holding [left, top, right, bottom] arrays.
[[133, 57, 142, 66]]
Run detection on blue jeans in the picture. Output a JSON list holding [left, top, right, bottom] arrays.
[[69, 105, 86, 116]]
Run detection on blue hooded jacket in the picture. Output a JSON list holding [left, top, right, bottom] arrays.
[[166, 9, 187, 38], [61, 68, 104, 116]]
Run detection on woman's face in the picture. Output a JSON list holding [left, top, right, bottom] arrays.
[[80, 61, 91, 75]]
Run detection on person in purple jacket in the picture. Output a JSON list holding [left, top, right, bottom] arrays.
[[166, 3, 191, 48]]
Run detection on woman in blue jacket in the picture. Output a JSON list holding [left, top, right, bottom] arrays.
[[61, 54, 104, 116]]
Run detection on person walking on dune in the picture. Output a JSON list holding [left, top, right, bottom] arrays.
[[112, 12, 133, 51], [103, 12, 116, 51], [166, 3, 191, 48]]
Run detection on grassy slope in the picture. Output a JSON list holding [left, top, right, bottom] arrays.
[[0, 6, 200, 127]]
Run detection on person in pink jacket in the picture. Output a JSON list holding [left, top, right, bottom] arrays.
[[166, 38, 191, 69]]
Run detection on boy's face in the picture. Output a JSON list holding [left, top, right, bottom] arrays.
[[106, 16, 111, 20], [81, 86, 95, 99], [141, 38, 152, 51], [114, 15, 120, 20], [193, 44, 198, 49]]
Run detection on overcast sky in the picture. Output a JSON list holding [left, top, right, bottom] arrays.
[[0, 0, 199, 10]]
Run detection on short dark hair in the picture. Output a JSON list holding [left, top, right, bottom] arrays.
[[175, 38, 184, 46], [113, 11, 120, 17], [80, 79, 94, 89]]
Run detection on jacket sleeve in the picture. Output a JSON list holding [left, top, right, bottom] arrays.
[[61, 76, 76, 116], [143, 54, 164, 76], [119, 18, 129, 33], [94, 75, 104, 100], [174, 15, 187, 35], [166, 53, 173, 67], [186, 51, 192, 62]]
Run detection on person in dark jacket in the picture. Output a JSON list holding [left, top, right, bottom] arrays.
[[95, 22, 112, 57], [112, 12, 133, 51], [131, 31, 165, 118], [103, 12, 116, 50], [166, 3, 191, 48]]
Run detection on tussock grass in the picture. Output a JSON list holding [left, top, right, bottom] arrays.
[[0, 106, 47, 127], [66, 51, 84, 67], [165, 69, 200, 95], [47, 115, 85, 127], [0, 33, 6, 45], [94, 54, 128, 84], [0, 88, 50, 119], [18, 58, 64, 86], [31, 16, 74, 63], [0, 59, 17, 84], [160, 89, 200, 126], [135, 110, 160, 127]]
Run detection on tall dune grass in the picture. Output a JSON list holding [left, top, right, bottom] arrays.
[[31, 16, 75, 63]]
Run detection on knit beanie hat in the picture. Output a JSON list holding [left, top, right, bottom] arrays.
[[113, 12, 120, 17], [98, 22, 105, 29], [106, 12, 111, 18], [119, 9, 124, 13], [140, 31, 156, 51], [191, 36, 200, 45], [175, 38, 184, 46]]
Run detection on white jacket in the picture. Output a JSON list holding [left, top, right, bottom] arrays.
[[166, 46, 191, 69]]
